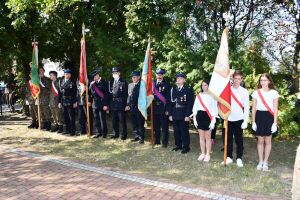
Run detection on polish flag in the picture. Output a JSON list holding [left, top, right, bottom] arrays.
[[208, 28, 231, 119]]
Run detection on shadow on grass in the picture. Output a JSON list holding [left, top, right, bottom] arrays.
[[0, 112, 299, 199]]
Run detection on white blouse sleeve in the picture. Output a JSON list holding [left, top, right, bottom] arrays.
[[252, 90, 258, 99], [243, 90, 250, 121], [192, 98, 199, 116], [272, 90, 279, 99], [211, 96, 218, 118]]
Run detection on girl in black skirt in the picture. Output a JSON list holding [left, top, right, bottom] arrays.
[[252, 73, 279, 171], [192, 80, 218, 162]]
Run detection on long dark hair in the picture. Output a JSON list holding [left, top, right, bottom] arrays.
[[257, 73, 275, 89], [201, 79, 210, 92]]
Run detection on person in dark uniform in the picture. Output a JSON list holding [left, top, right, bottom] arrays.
[[77, 78, 93, 135], [169, 73, 194, 154], [153, 68, 170, 147], [58, 69, 78, 136], [108, 67, 128, 140], [90, 70, 109, 138], [125, 71, 145, 144]]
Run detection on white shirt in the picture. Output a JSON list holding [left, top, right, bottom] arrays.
[[192, 93, 218, 118], [252, 89, 279, 111], [228, 86, 250, 122]]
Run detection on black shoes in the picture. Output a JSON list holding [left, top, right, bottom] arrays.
[[181, 147, 190, 154], [139, 139, 144, 144], [51, 125, 58, 132], [131, 137, 139, 142], [162, 144, 168, 148], [172, 146, 182, 151], [57, 125, 64, 133], [28, 121, 37, 129], [110, 135, 119, 139], [93, 133, 102, 138]]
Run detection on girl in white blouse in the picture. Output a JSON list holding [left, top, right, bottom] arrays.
[[252, 73, 279, 171], [192, 80, 218, 162]]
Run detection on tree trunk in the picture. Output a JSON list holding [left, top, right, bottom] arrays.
[[293, 15, 300, 93]]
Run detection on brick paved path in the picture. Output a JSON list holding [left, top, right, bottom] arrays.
[[0, 146, 273, 200]]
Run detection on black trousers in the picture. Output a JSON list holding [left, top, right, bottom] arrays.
[[130, 111, 145, 140], [78, 105, 93, 134], [93, 107, 107, 136], [154, 114, 169, 145], [173, 120, 190, 149], [63, 105, 76, 134], [227, 120, 244, 159], [111, 110, 127, 138]]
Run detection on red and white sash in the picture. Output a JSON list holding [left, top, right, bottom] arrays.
[[231, 91, 244, 111], [40, 79, 45, 88], [257, 90, 274, 116], [51, 81, 59, 97], [28, 80, 32, 89], [197, 94, 213, 121]]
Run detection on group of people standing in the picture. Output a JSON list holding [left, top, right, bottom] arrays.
[[25, 62, 279, 170], [191, 71, 278, 171]]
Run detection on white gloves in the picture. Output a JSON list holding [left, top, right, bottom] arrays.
[[271, 123, 277, 134], [209, 118, 216, 130], [241, 120, 247, 129], [252, 122, 257, 131], [193, 117, 198, 128]]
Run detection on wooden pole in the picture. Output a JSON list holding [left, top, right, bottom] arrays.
[[223, 119, 228, 165], [150, 103, 154, 146], [85, 85, 91, 143], [37, 96, 41, 130]]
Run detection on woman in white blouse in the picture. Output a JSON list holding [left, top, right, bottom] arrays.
[[192, 80, 218, 162], [252, 73, 279, 171]]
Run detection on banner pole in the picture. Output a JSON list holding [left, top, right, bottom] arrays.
[[85, 85, 91, 143], [37, 96, 41, 130], [151, 103, 154, 147], [224, 119, 228, 166]]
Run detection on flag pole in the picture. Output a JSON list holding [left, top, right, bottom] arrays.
[[85, 85, 91, 143], [36, 37, 41, 131], [223, 119, 228, 165], [148, 31, 154, 147], [82, 23, 91, 143], [37, 97, 41, 130], [151, 103, 154, 147]]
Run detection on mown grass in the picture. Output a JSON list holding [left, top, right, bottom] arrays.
[[0, 112, 298, 199]]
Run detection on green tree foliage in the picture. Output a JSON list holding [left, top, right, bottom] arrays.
[[0, 0, 299, 136]]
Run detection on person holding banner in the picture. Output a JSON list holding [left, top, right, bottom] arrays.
[[153, 68, 170, 148], [252, 73, 279, 171], [126, 71, 145, 144], [58, 69, 78, 136], [108, 67, 128, 140], [38, 67, 52, 131], [192, 80, 217, 162], [90, 70, 108, 138], [49, 71, 64, 133], [77, 78, 93, 135], [169, 73, 194, 154], [224, 71, 249, 167], [26, 73, 38, 129]]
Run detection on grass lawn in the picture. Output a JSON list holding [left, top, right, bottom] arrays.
[[0, 112, 298, 199]]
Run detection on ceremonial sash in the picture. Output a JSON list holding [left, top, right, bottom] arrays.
[[51, 81, 59, 97], [231, 91, 244, 111], [257, 90, 274, 116], [40, 79, 45, 88], [28, 80, 32, 90], [197, 94, 213, 120], [152, 82, 167, 105], [93, 83, 104, 98]]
